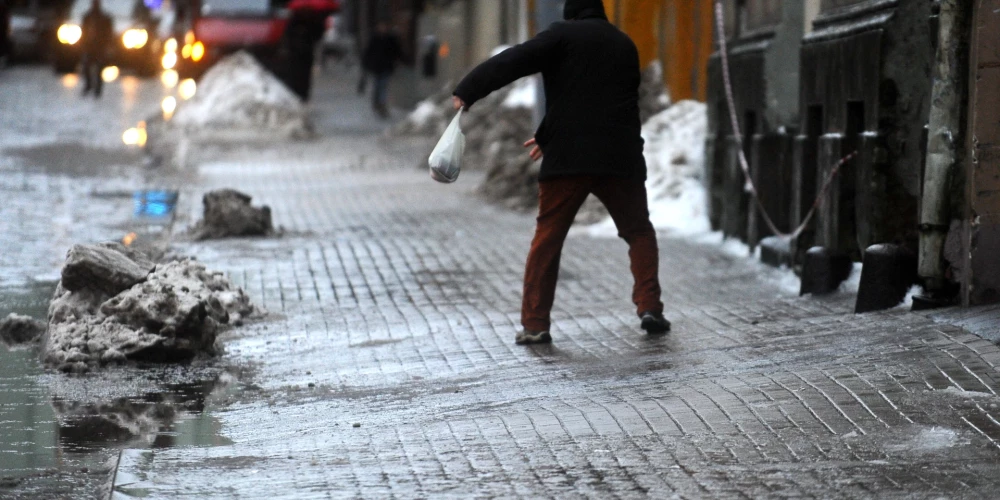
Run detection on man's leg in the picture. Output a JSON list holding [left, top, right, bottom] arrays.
[[591, 176, 664, 318], [521, 176, 591, 334]]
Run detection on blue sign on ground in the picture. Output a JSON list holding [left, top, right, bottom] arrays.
[[133, 190, 179, 218]]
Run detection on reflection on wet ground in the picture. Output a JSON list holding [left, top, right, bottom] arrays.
[[55, 378, 234, 453], [4, 143, 140, 178], [132, 190, 179, 219], [0, 65, 236, 497], [0, 285, 245, 497]]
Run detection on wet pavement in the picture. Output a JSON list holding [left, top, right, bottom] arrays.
[[0, 65, 216, 497], [3, 63, 1000, 498]]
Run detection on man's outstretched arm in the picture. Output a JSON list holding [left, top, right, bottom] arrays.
[[453, 29, 560, 109]]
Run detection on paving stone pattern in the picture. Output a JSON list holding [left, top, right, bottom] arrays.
[[128, 136, 1000, 499]]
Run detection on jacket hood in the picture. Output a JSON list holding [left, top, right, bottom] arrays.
[[563, 0, 607, 21]]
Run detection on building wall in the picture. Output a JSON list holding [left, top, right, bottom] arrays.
[[704, 1, 818, 246], [799, 0, 934, 256], [967, 0, 1000, 304], [764, 2, 811, 127]]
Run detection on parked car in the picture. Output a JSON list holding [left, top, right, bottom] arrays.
[[52, 0, 160, 75], [7, 0, 67, 62]]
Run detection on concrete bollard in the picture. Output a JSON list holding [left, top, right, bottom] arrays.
[[855, 244, 917, 313], [800, 246, 853, 296], [759, 236, 792, 268]]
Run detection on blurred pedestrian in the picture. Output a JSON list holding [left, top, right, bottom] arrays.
[[0, 0, 10, 67], [452, 0, 670, 345], [281, 0, 337, 101], [80, 0, 113, 98], [361, 21, 402, 118]]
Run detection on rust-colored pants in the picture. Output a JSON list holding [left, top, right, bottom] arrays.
[[521, 175, 663, 331]]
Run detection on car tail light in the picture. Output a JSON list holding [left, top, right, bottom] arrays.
[[191, 42, 205, 62]]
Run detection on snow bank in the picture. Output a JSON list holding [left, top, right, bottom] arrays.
[[390, 76, 536, 192], [409, 100, 442, 129], [0, 314, 46, 346], [588, 100, 709, 237], [638, 60, 670, 123], [389, 87, 455, 137], [43, 243, 260, 372], [171, 52, 311, 138], [502, 77, 537, 109]]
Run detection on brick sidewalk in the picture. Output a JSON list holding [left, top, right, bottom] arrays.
[[114, 134, 1000, 499]]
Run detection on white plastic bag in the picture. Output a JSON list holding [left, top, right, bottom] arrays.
[[428, 109, 465, 183]]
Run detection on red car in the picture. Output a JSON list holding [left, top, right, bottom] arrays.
[[166, 0, 336, 82]]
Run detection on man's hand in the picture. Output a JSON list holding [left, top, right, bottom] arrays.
[[524, 138, 543, 161], [452, 96, 466, 111]]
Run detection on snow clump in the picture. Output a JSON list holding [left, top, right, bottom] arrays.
[[171, 51, 311, 138], [43, 243, 260, 373], [189, 189, 274, 240], [588, 100, 709, 236]]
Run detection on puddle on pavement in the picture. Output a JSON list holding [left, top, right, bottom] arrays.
[[0, 284, 243, 496], [5, 142, 140, 177]]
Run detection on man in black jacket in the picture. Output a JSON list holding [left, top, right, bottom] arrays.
[[80, 0, 113, 97], [452, 0, 670, 345]]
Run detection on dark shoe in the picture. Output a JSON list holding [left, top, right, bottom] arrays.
[[640, 312, 671, 334], [515, 329, 552, 345]]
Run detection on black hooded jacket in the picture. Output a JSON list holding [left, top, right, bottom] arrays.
[[81, 7, 113, 55], [453, 5, 645, 180], [362, 31, 403, 75]]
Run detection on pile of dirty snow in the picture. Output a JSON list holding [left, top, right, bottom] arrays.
[[189, 189, 274, 240], [391, 76, 536, 169], [587, 100, 708, 236], [43, 243, 260, 372], [638, 61, 671, 123], [391, 86, 457, 137], [0, 314, 46, 346], [170, 51, 311, 138]]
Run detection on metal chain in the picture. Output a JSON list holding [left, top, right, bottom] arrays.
[[713, 1, 857, 241]]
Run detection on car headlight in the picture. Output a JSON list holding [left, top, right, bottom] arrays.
[[122, 29, 148, 49], [57, 24, 82, 45], [161, 51, 177, 69]]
